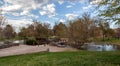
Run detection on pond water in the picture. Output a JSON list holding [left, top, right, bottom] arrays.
[[81, 44, 120, 51]]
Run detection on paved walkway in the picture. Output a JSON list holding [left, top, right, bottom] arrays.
[[0, 45, 77, 57]]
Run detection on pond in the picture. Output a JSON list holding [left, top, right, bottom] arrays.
[[81, 43, 120, 51]]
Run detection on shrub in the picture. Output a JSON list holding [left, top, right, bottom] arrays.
[[25, 38, 37, 45]]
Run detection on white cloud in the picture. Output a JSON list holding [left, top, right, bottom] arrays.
[[1, 0, 48, 17], [39, 11, 47, 15], [1, 0, 84, 18], [7, 19, 33, 32], [59, 19, 65, 23], [90, 0, 102, 5], [11, 13, 20, 16], [67, 0, 83, 3], [0, 0, 87, 28], [20, 10, 29, 15], [2, 5, 22, 11], [58, 0, 64, 5], [43, 4, 56, 12], [7, 19, 33, 27], [58, 0, 83, 5], [40, 3, 56, 17], [30, 14, 39, 18], [66, 5, 72, 8], [83, 5, 92, 10], [65, 13, 78, 20]]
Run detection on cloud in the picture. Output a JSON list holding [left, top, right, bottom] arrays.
[[67, 0, 83, 3], [83, 5, 92, 10], [59, 19, 65, 23], [1, 0, 48, 17], [58, 0, 83, 5], [29, 14, 39, 18], [20, 10, 29, 15], [7, 19, 33, 27], [90, 0, 102, 5], [11, 12, 20, 16], [39, 11, 47, 15], [44, 21, 50, 24], [1, 0, 84, 18], [2, 5, 22, 11], [7, 19, 33, 32], [58, 0, 64, 5], [65, 13, 78, 20], [40, 3, 57, 17], [66, 5, 72, 8]]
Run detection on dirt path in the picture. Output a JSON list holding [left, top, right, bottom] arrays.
[[0, 44, 77, 57]]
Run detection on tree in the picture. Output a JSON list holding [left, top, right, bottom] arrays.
[[18, 20, 51, 39], [0, 10, 6, 28], [18, 27, 27, 38], [0, 10, 6, 39], [98, 20, 115, 40], [3, 25, 15, 39], [35, 23, 44, 38], [68, 13, 96, 45], [26, 25, 35, 37], [97, 0, 120, 24], [68, 19, 84, 44], [43, 23, 51, 37], [116, 28, 120, 39], [53, 22, 68, 38], [18, 25, 36, 39], [0, 27, 4, 40]]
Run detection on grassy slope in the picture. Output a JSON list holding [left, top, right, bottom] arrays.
[[103, 38, 120, 44], [0, 51, 120, 66], [94, 38, 120, 45]]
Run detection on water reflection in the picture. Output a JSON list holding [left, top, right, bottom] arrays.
[[82, 44, 120, 51]]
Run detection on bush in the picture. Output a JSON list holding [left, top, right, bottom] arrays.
[[25, 38, 37, 45], [4, 40, 12, 44]]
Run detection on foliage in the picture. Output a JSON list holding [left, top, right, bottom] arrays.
[[25, 38, 37, 45], [53, 22, 68, 38], [98, 21, 115, 40], [35, 23, 49, 38], [0, 10, 6, 39], [18, 20, 51, 39], [0, 10, 6, 27], [68, 13, 97, 44], [97, 0, 120, 24], [115, 28, 120, 38], [3, 25, 15, 39], [18, 25, 35, 38]]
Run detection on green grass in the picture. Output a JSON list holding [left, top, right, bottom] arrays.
[[0, 51, 120, 66], [103, 38, 120, 44], [94, 38, 120, 45]]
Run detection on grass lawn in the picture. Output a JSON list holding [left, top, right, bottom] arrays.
[[0, 51, 120, 66], [94, 38, 120, 45], [103, 38, 120, 45]]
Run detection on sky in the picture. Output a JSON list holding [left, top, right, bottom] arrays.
[[0, 0, 102, 31]]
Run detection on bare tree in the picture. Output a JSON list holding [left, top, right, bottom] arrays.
[[0, 10, 6, 27], [0, 10, 7, 39]]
